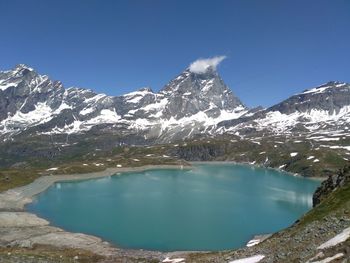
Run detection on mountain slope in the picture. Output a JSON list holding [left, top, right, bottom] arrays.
[[218, 81, 350, 138]]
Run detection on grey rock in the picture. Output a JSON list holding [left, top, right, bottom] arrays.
[[313, 164, 350, 206]]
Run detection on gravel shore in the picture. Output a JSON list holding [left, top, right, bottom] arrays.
[[0, 164, 191, 261]]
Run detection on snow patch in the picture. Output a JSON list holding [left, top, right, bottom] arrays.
[[80, 107, 95, 116], [0, 82, 18, 91], [124, 89, 153, 103], [302, 86, 330, 95], [246, 239, 261, 247], [84, 93, 107, 103], [310, 253, 344, 263], [229, 255, 265, 263], [86, 109, 121, 124], [317, 227, 350, 250], [320, 145, 350, 151], [162, 257, 185, 263], [255, 105, 350, 134], [1, 102, 54, 130], [141, 97, 168, 112]]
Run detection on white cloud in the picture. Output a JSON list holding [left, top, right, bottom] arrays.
[[189, 56, 226, 74]]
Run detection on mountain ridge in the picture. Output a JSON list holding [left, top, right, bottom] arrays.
[[1, 64, 349, 145], [0, 64, 247, 142]]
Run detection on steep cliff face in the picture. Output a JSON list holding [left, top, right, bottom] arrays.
[[313, 164, 350, 206]]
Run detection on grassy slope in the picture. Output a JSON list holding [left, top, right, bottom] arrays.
[[173, 135, 348, 177], [0, 145, 188, 192], [1, 132, 349, 192]]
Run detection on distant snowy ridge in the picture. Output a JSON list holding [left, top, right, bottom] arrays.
[[218, 81, 350, 141]]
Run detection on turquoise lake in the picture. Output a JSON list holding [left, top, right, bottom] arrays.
[[27, 164, 320, 251]]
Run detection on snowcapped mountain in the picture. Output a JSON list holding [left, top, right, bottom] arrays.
[[0, 64, 247, 142], [1, 63, 349, 146], [218, 81, 350, 139]]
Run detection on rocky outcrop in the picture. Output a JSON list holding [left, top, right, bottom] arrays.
[[0, 212, 118, 256], [169, 144, 227, 161], [313, 164, 350, 207]]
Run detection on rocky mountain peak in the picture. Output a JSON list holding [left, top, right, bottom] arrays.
[[137, 87, 154, 93], [191, 65, 218, 75], [4, 64, 37, 82], [162, 67, 242, 99], [14, 63, 34, 72], [156, 66, 246, 121]]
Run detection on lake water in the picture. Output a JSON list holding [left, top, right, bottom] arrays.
[[27, 163, 320, 251]]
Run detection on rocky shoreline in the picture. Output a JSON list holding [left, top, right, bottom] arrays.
[[0, 164, 193, 262]]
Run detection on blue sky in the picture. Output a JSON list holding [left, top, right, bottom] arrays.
[[0, 0, 349, 107]]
